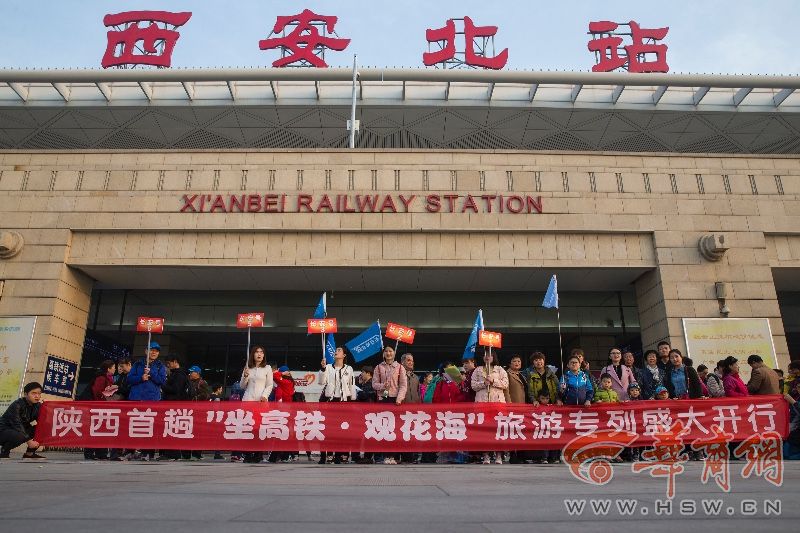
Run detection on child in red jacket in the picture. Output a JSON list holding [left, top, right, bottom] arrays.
[[273, 366, 295, 403]]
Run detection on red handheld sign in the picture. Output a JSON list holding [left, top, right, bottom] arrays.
[[136, 317, 164, 333], [307, 318, 338, 334], [478, 330, 502, 348], [237, 313, 265, 329], [385, 322, 416, 344]]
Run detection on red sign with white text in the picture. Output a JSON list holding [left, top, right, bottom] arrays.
[[136, 317, 164, 333], [307, 318, 338, 334], [237, 313, 265, 329], [385, 322, 416, 344], [35, 397, 788, 452], [479, 330, 502, 348]]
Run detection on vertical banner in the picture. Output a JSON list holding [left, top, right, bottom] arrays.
[[0, 316, 37, 411], [683, 318, 778, 383]]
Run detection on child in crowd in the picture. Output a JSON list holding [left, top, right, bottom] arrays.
[[625, 383, 643, 461], [593, 373, 620, 403], [654, 386, 669, 400], [532, 391, 561, 464]]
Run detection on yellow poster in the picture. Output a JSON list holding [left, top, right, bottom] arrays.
[[683, 318, 777, 383], [0, 316, 37, 411]]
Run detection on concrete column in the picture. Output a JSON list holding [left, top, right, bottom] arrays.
[[636, 230, 789, 369]]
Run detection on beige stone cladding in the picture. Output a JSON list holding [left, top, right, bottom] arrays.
[[0, 149, 798, 389]]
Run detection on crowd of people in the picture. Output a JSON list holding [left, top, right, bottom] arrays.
[[1, 339, 799, 462]]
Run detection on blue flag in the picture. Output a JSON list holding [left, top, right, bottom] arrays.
[[542, 275, 559, 309], [345, 321, 384, 362], [324, 333, 336, 364], [313, 292, 327, 319], [462, 309, 484, 360]]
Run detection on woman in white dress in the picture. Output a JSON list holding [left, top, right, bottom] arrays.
[[239, 345, 273, 463]]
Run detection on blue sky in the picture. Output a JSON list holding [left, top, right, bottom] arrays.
[[1, 0, 798, 74]]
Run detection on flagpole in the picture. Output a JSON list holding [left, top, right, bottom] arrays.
[[556, 307, 564, 374]]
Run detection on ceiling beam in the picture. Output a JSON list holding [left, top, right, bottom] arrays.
[[611, 85, 624, 104], [570, 84, 583, 103], [774, 88, 795, 107], [528, 83, 539, 102], [96, 82, 111, 102], [7, 82, 28, 102], [445, 81, 450, 101], [733, 87, 752, 106], [487, 82, 495, 101], [226, 81, 236, 101], [180, 81, 194, 101], [653, 85, 668, 105], [138, 82, 152, 101], [52, 82, 70, 102], [692, 86, 710, 106]]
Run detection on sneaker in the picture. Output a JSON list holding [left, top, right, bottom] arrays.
[[482, 455, 491, 465], [494, 457, 503, 465], [22, 452, 46, 459], [140, 456, 150, 461], [383, 458, 397, 465]]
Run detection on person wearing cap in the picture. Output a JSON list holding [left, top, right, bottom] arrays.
[[273, 366, 295, 403], [127, 342, 167, 461], [627, 382, 642, 401], [188, 366, 211, 401], [128, 341, 167, 402], [0, 382, 45, 460], [654, 386, 669, 400]]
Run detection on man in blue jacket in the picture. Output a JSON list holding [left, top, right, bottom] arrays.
[[127, 342, 166, 460], [128, 341, 167, 401]]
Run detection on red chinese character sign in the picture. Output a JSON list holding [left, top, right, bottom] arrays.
[[307, 319, 338, 334], [479, 330, 502, 348], [385, 322, 416, 344], [587, 20, 669, 73], [136, 317, 164, 334], [424, 17, 508, 70], [236, 313, 265, 329], [259, 9, 351, 68], [101, 11, 192, 69]]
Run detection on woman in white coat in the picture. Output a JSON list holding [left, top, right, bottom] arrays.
[[318, 347, 356, 464], [471, 350, 509, 464], [239, 345, 273, 463]]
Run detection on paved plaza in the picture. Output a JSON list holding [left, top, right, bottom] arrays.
[[0, 452, 796, 532]]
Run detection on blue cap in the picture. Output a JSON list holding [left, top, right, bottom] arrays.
[[628, 382, 641, 391], [278, 365, 289, 373], [149, 341, 161, 351], [188, 365, 202, 374], [655, 386, 668, 394]]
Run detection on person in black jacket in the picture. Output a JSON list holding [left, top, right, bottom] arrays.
[[161, 356, 191, 460], [0, 382, 45, 459], [664, 349, 703, 400]]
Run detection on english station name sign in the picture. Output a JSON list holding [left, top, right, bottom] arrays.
[[179, 193, 544, 214]]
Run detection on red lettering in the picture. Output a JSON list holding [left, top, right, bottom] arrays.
[[480, 195, 496, 213], [342, 195, 355, 213], [229, 195, 246, 213], [246, 194, 261, 212], [506, 195, 524, 213], [316, 194, 334, 213], [498, 194, 504, 213], [180, 194, 199, 213], [297, 194, 313, 212], [209, 195, 227, 213], [461, 194, 478, 213], [526, 195, 543, 214], [336, 194, 343, 212], [399, 194, 416, 212], [426, 194, 441, 213], [443, 194, 459, 213], [264, 194, 279, 213], [356, 195, 379, 212], [281, 194, 287, 212], [380, 195, 397, 213], [199, 194, 209, 212]]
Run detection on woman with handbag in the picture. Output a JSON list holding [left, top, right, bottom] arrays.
[[319, 347, 357, 464]]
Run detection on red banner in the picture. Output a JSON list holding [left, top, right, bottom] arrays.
[[35, 397, 788, 453], [237, 313, 265, 329], [136, 317, 164, 333], [385, 322, 416, 344], [479, 330, 502, 348], [307, 318, 337, 334]]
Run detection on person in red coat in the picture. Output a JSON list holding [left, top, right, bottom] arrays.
[[84, 359, 116, 460], [273, 366, 295, 403]]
